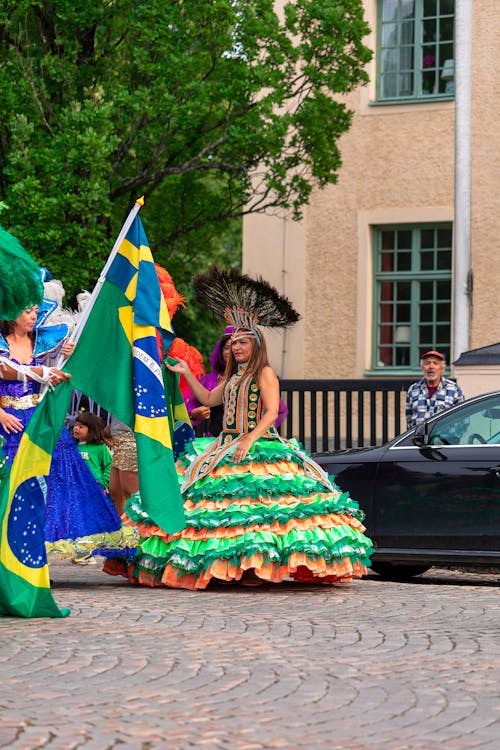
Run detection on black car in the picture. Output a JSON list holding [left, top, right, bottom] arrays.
[[315, 390, 500, 580]]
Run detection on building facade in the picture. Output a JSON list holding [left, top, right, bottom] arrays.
[[243, 0, 500, 385]]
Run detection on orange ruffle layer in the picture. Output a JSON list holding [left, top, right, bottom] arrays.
[[159, 553, 368, 590], [124, 511, 366, 542]]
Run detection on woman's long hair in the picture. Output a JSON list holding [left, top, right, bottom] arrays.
[[224, 330, 269, 383]]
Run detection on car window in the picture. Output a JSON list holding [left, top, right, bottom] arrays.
[[428, 395, 500, 446]]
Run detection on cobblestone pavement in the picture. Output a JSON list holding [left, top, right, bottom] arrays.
[[1, 564, 500, 750]]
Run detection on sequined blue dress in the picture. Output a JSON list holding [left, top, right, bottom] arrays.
[[0, 328, 135, 555]]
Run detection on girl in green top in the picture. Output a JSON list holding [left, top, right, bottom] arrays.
[[73, 412, 112, 491]]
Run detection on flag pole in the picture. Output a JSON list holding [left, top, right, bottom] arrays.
[[39, 196, 144, 399], [67, 196, 145, 351]]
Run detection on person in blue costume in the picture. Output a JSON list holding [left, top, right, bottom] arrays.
[[0, 295, 137, 561]]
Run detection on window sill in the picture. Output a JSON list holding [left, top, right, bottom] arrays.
[[364, 369, 451, 377], [364, 369, 421, 378], [369, 95, 454, 106]]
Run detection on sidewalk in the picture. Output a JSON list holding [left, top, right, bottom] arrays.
[[1, 562, 499, 750]]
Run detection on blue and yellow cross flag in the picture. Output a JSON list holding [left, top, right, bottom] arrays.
[[0, 204, 186, 618]]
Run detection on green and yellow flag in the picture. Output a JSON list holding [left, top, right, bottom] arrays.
[[0, 380, 72, 618], [67, 213, 186, 534], [0, 209, 186, 618]]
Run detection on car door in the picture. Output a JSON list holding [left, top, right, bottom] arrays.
[[372, 393, 500, 551]]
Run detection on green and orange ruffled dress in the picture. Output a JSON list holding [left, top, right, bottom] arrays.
[[106, 365, 373, 588]]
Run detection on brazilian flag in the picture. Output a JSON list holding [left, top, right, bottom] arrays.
[[0, 381, 72, 618], [0, 213, 187, 617]]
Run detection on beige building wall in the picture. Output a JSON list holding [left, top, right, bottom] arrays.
[[243, 212, 306, 378], [243, 1, 500, 380]]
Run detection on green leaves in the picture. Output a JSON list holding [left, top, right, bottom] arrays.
[[0, 0, 371, 357]]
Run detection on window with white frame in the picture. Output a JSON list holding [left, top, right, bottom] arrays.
[[373, 224, 452, 370], [377, 0, 455, 101]]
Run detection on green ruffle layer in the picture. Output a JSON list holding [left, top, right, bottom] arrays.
[[185, 471, 337, 504], [127, 491, 364, 531], [131, 525, 373, 579]]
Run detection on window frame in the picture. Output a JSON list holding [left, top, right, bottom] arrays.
[[369, 222, 453, 375], [375, 0, 455, 104]]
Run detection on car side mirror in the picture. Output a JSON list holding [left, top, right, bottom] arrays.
[[413, 422, 429, 447]]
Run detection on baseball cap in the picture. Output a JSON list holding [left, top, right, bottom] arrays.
[[421, 350, 445, 361]]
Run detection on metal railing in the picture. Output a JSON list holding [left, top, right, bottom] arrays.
[[70, 378, 415, 453], [278, 378, 414, 452]]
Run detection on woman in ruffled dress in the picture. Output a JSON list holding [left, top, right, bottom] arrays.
[[107, 267, 373, 589]]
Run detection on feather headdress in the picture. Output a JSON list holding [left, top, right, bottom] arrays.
[[155, 263, 186, 320], [192, 266, 300, 339], [0, 226, 43, 320]]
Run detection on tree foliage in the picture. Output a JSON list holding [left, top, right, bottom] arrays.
[[0, 0, 371, 355]]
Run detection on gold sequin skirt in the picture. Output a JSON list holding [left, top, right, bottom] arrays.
[[111, 432, 138, 472]]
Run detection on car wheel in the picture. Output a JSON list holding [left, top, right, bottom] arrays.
[[370, 562, 430, 581]]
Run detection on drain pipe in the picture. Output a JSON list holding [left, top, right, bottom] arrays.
[[453, 0, 473, 362]]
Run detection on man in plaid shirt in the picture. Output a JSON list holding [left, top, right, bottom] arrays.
[[406, 350, 464, 429]]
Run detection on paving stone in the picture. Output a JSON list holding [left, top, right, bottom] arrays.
[[1, 564, 500, 749]]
